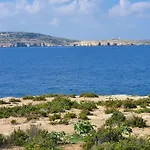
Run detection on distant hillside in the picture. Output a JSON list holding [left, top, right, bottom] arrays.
[[0, 32, 78, 47]]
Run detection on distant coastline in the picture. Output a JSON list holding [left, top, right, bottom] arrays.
[[0, 32, 150, 48]]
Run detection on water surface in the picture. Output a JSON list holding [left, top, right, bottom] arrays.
[[0, 46, 150, 97]]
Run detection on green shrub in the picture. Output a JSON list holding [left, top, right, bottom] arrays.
[[43, 93, 67, 98], [25, 131, 65, 150], [33, 96, 46, 101], [11, 119, 17, 125], [68, 134, 83, 144], [104, 108, 118, 114], [106, 111, 126, 126], [58, 118, 69, 125], [78, 111, 89, 120], [49, 97, 73, 113], [64, 112, 76, 119], [84, 126, 124, 150], [23, 95, 34, 100], [103, 100, 122, 108], [126, 116, 147, 128], [79, 101, 97, 111], [8, 129, 29, 146], [135, 98, 150, 107], [9, 98, 21, 103], [68, 94, 76, 98], [0, 134, 4, 147], [74, 120, 95, 136], [49, 114, 61, 121], [79, 92, 98, 98], [134, 108, 150, 113], [26, 114, 39, 121], [0, 100, 9, 105], [123, 100, 137, 109], [86, 137, 150, 150]]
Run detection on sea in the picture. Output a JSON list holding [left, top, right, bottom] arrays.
[[0, 46, 150, 97]]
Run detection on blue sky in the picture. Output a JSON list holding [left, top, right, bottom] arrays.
[[0, 0, 150, 40]]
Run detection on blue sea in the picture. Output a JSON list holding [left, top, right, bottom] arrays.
[[0, 46, 150, 97]]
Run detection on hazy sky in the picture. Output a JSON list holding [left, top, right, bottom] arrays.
[[0, 0, 150, 40]]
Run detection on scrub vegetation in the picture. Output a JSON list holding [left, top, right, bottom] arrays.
[[0, 93, 150, 150]]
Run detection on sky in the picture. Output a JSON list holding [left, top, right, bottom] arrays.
[[0, 0, 150, 40]]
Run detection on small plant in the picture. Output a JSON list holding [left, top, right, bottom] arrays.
[[79, 101, 97, 111], [79, 92, 98, 98], [64, 112, 76, 119], [78, 111, 89, 120], [123, 100, 137, 109], [58, 118, 69, 125], [68, 134, 83, 144], [26, 115, 39, 121], [134, 108, 150, 113], [106, 111, 126, 126], [74, 120, 95, 136], [0, 100, 9, 105], [103, 100, 122, 108], [68, 94, 76, 98], [49, 114, 61, 121], [11, 119, 17, 125], [23, 95, 34, 100], [0, 134, 4, 147], [33, 96, 46, 101], [126, 116, 147, 128], [9, 98, 21, 103], [8, 129, 29, 146], [104, 108, 118, 114]]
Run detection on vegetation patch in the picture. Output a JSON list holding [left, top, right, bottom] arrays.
[[9, 98, 21, 103], [11, 119, 17, 125], [126, 116, 147, 128], [106, 111, 126, 126], [0, 100, 10, 105], [79, 93, 98, 98]]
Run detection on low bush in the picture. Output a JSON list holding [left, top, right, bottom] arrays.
[[74, 120, 95, 136], [64, 112, 76, 119], [68, 94, 76, 98], [23, 95, 34, 100], [79, 92, 98, 98], [9, 98, 21, 103], [134, 108, 150, 113], [0, 134, 4, 147], [26, 114, 39, 121], [4, 126, 67, 149], [68, 134, 83, 144], [43, 93, 67, 98], [126, 116, 147, 128], [92, 138, 150, 150], [106, 111, 126, 126], [79, 101, 97, 111], [0, 100, 9, 105], [102, 100, 123, 108], [8, 129, 29, 146], [78, 111, 89, 120], [49, 114, 61, 121], [58, 118, 69, 125], [49, 97, 73, 113], [11, 119, 17, 125], [84, 126, 124, 150], [33, 96, 46, 101], [123, 99, 137, 109], [104, 108, 118, 114]]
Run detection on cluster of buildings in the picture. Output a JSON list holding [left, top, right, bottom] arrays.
[[0, 40, 150, 48], [70, 39, 150, 47], [0, 42, 54, 48]]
